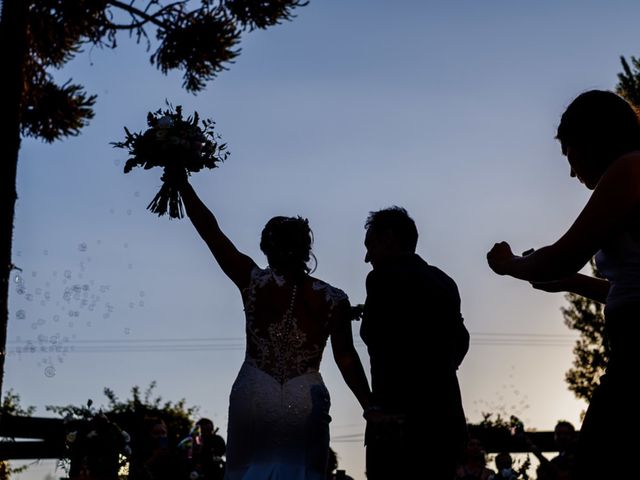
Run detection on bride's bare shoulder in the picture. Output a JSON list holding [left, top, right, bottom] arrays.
[[307, 276, 348, 304]]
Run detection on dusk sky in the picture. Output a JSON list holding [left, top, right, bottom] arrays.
[[6, 1, 640, 478]]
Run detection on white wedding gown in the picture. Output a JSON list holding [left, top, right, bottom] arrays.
[[224, 267, 347, 480]]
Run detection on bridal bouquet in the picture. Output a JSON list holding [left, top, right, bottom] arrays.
[[113, 104, 229, 218]]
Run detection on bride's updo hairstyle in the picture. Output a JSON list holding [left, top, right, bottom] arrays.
[[557, 90, 640, 171], [260, 216, 315, 275]]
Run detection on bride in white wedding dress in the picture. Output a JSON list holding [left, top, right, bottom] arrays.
[[179, 181, 374, 480]]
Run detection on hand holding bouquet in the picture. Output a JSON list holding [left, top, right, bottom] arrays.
[[113, 104, 229, 218]]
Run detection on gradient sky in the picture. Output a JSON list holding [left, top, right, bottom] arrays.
[[7, 1, 640, 478]]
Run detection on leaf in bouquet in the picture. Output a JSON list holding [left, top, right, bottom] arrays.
[[112, 128, 134, 151], [216, 144, 229, 158], [147, 111, 158, 128], [123, 158, 143, 174]]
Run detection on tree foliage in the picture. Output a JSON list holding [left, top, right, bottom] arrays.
[[18, 0, 309, 142], [561, 285, 607, 403], [616, 55, 640, 107], [224, 0, 308, 30], [45, 382, 199, 478], [46, 381, 198, 446], [0, 390, 36, 480], [0, 389, 36, 418], [467, 412, 524, 447]]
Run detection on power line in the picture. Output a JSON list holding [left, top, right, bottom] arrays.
[[6, 331, 579, 355], [331, 433, 364, 444]]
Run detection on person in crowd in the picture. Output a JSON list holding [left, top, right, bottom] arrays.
[[488, 452, 518, 480], [178, 418, 226, 480], [532, 421, 576, 480], [487, 89, 640, 479], [130, 417, 182, 480], [455, 438, 495, 480], [325, 448, 354, 480]]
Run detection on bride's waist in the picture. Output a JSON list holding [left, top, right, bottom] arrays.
[[242, 356, 323, 384]]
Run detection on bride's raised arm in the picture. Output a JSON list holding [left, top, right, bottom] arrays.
[[179, 181, 257, 291]]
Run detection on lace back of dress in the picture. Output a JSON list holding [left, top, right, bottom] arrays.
[[245, 268, 327, 384], [269, 284, 302, 383]]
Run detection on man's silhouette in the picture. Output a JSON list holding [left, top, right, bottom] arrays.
[[360, 206, 469, 479]]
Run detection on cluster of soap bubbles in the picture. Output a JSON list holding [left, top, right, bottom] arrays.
[[8, 237, 147, 378], [470, 365, 531, 424]]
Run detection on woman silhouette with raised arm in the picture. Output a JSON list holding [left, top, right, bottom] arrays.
[[178, 180, 373, 480], [487, 90, 640, 480]]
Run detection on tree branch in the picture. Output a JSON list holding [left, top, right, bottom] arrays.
[[106, 0, 175, 30]]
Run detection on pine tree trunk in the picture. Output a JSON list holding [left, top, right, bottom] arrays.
[[0, 0, 29, 398]]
